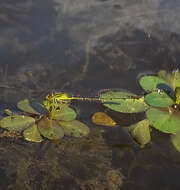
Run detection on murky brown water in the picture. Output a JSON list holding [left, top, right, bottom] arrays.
[[0, 0, 180, 189]]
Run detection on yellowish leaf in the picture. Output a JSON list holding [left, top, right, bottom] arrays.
[[92, 112, 117, 127]]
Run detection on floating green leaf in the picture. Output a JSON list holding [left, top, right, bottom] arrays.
[[128, 119, 151, 147], [0, 115, 35, 131], [23, 124, 43, 143], [17, 99, 46, 115], [100, 90, 149, 113], [38, 117, 64, 140], [50, 105, 76, 121], [146, 108, 180, 134], [59, 120, 90, 137], [171, 130, 180, 152], [91, 112, 117, 127], [139, 75, 168, 92], [145, 91, 174, 107]]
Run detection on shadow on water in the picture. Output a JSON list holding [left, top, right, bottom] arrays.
[[0, 0, 180, 189]]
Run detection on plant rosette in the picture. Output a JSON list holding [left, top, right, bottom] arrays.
[[139, 70, 180, 134], [0, 98, 90, 143]]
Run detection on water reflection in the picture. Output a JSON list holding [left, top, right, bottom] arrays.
[[0, 0, 180, 189]]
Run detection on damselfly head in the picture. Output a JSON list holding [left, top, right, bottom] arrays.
[[45, 92, 72, 105], [46, 92, 56, 101]]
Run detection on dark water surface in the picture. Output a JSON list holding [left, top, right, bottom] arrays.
[[0, 0, 180, 189]]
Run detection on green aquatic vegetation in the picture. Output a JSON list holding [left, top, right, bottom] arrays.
[[139, 70, 180, 134], [146, 108, 180, 134], [23, 124, 43, 143], [0, 115, 35, 131], [59, 120, 90, 138], [17, 99, 43, 115], [50, 104, 77, 121], [171, 130, 180, 152], [38, 117, 64, 140], [90, 70, 180, 146], [0, 97, 90, 142], [128, 119, 151, 147], [100, 90, 149, 113], [144, 91, 174, 107], [0, 70, 179, 147], [139, 75, 169, 92], [158, 69, 180, 90], [139, 70, 180, 107], [175, 87, 180, 104]]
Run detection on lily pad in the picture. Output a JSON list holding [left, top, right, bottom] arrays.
[[144, 91, 174, 107], [91, 112, 117, 127], [128, 119, 151, 147], [139, 75, 168, 92], [100, 90, 149, 113], [17, 99, 46, 115], [38, 117, 64, 140], [0, 115, 35, 131], [171, 130, 180, 152], [23, 124, 43, 143], [59, 120, 90, 137], [50, 105, 76, 121], [146, 108, 180, 134]]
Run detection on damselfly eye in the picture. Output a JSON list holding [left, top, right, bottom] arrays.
[[46, 93, 54, 100]]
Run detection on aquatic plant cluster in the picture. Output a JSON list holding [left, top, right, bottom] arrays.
[[0, 70, 180, 151], [0, 98, 90, 142]]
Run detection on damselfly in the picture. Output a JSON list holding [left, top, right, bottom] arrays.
[[44, 89, 144, 110]]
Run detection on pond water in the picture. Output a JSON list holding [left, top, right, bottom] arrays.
[[0, 0, 180, 189]]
